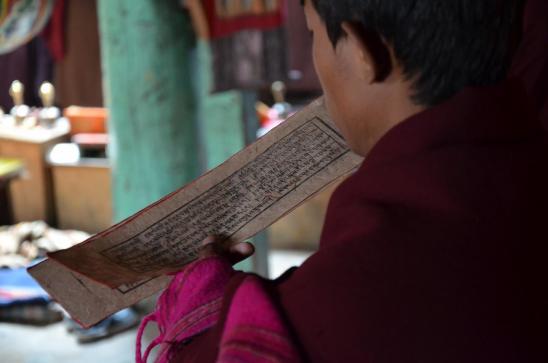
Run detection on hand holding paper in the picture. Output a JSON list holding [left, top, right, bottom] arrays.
[[199, 236, 255, 265]]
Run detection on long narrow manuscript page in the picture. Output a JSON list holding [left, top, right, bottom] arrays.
[[29, 98, 363, 327]]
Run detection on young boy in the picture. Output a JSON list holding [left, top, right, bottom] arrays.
[[138, 1, 548, 362]]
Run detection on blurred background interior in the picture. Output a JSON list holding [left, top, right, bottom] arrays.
[[0, 1, 339, 362]]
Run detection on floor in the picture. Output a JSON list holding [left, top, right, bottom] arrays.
[[0, 250, 312, 363], [0, 322, 145, 363]]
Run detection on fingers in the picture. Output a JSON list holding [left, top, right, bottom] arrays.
[[228, 242, 255, 264], [199, 236, 224, 258], [229, 241, 255, 257], [199, 236, 255, 265], [201, 236, 216, 245]]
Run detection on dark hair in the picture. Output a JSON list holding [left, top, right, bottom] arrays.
[[308, 0, 522, 106]]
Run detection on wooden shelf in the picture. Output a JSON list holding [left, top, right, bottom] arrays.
[[0, 120, 70, 224]]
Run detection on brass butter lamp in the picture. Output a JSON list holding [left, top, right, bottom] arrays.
[[39, 81, 60, 128], [9, 80, 30, 125]]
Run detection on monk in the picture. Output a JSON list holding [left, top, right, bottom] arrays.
[[137, 0, 548, 362]]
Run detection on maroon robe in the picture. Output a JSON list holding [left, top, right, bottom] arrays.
[[174, 79, 548, 362], [511, 0, 548, 127], [276, 80, 548, 362]]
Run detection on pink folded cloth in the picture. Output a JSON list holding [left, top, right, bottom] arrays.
[[136, 257, 235, 363], [218, 276, 301, 363], [136, 257, 301, 363]]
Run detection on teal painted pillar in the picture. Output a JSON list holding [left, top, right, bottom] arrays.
[[98, 0, 201, 221]]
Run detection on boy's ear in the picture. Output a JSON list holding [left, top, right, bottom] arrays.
[[341, 21, 392, 83]]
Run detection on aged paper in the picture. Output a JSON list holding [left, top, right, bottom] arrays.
[[29, 98, 363, 325], [28, 259, 170, 327]]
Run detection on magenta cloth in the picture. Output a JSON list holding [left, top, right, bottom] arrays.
[[218, 276, 301, 362], [136, 257, 236, 363], [136, 258, 300, 363]]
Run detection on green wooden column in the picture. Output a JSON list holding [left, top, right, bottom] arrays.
[[98, 0, 201, 221]]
